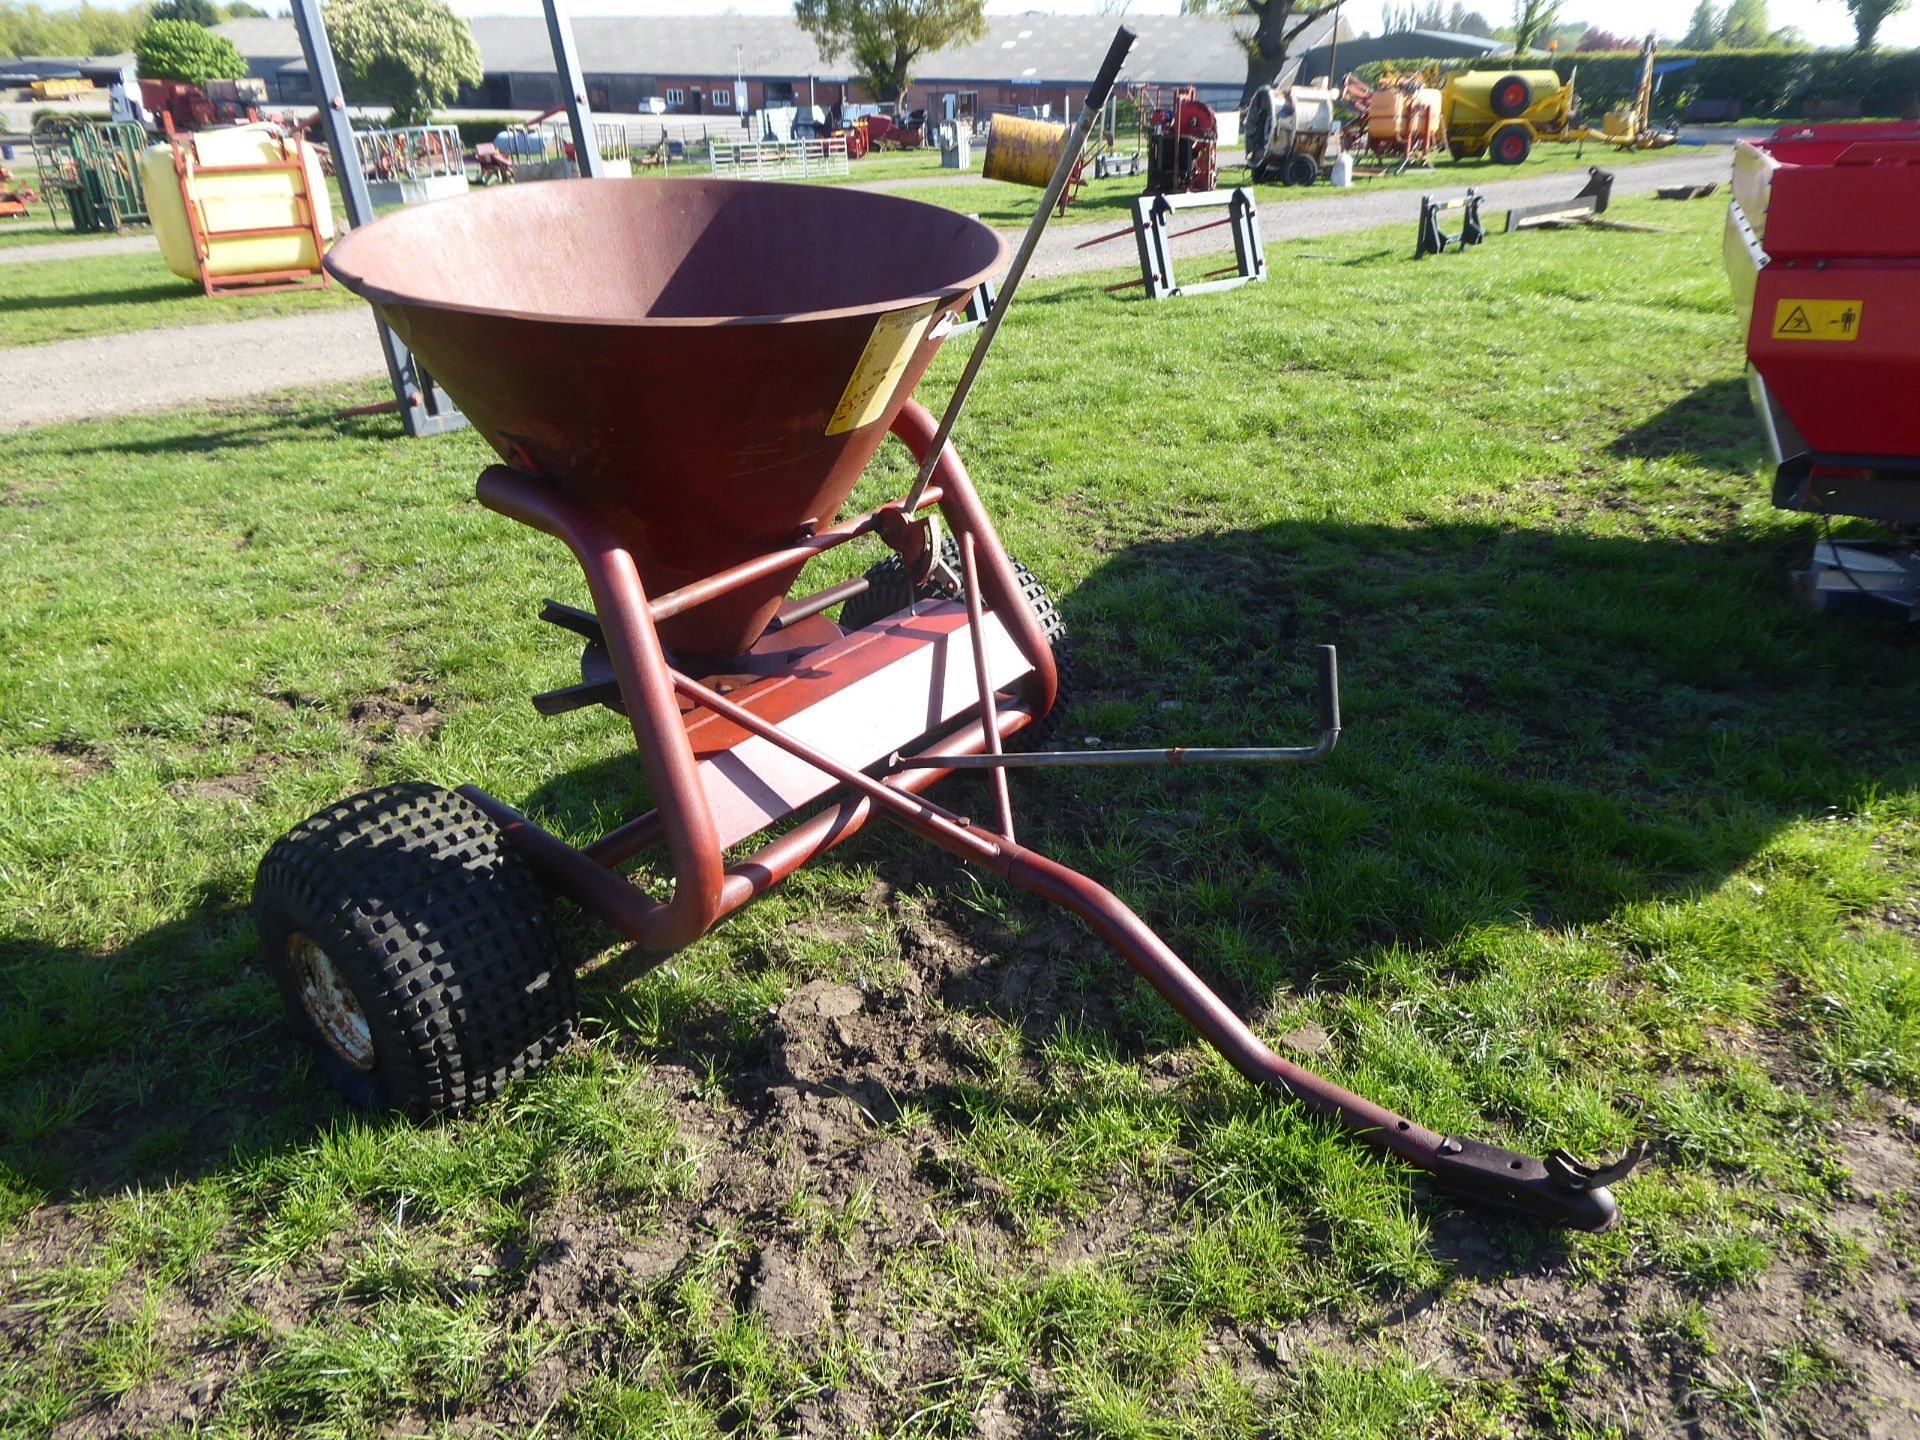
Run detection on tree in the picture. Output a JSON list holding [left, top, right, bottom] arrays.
[[795, 0, 986, 111], [1448, 4, 1496, 35], [1381, 1, 1445, 29], [151, 0, 221, 25], [1510, 0, 1559, 51], [135, 19, 248, 85], [1, 2, 149, 60], [1180, 0, 1337, 108], [325, 0, 481, 127], [1720, 0, 1770, 45], [1681, 0, 1720, 47], [1832, 0, 1911, 48]]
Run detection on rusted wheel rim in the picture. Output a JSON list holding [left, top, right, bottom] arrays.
[[287, 933, 375, 1071]]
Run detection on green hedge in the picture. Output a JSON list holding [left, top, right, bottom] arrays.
[[1550, 48, 1920, 116], [444, 116, 524, 146], [1353, 49, 1920, 120]]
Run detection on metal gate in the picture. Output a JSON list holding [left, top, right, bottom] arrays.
[[30, 118, 150, 233]]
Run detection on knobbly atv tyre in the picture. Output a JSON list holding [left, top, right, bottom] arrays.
[[253, 783, 575, 1118], [840, 536, 1073, 746]]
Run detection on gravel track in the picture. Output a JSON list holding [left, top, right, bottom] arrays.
[[4, 150, 1731, 431], [0, 234, 159, 267], [2, 309, 382, 429]]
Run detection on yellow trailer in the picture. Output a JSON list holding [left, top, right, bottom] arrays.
[[1442, 69, 1571, 164], [1442, 38, 1676, 165]]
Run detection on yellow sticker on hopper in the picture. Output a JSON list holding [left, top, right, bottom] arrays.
[[1772, 299, 1864, 342], [826, 301, 939, 435]]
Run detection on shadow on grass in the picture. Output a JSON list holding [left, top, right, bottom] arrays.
[[1610, 376, 1759, 471], [6, 504, 1915, 1271], [0, 282, 196, 313], [0, 902, 341, 1202], [40, 404, 404, 457]]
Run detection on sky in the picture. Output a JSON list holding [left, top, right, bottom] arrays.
[[394, 0, 1920, 50], [48, 0, 1920, 49]]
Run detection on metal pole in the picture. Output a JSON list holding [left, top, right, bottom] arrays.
[[899, 26, 1136, 515], [895, 646, 1340, 772], [288, 0, 463, 437], [542, 0, 600, 178]]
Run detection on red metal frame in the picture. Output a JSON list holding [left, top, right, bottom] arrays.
[[1727, 125, 1920, 491], [458, 395, 1625, 1232]]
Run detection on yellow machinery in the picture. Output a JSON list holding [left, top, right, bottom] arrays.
[[983, 113, 1072, 189], [1336, 70, 1447, 172], [984, 112, 1091, 214], [1588, 37, 1677, 151], [1442, 68, 1570, 164], [1442, 37, 1675, 165], [30, 77, 93, 101], [144, 122, 334, 297]]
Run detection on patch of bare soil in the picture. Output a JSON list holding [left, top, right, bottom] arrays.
[[7, 875, 1918, 1439], [346, 691, 441, 750], [31, 736, 110, 783], [1403, 1108, 1920, 1438], [497, 883, 1920, 1438]]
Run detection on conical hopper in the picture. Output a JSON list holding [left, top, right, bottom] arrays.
[[325, 178, 1007, 657]]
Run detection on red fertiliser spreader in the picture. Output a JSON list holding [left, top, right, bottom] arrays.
[[1726, 122, 1920, 613], [252, 32, 1636, 1231]]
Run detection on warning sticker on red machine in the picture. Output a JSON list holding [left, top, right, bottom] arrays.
[[1771, 299, 1864, 342], [826, 301, 939, 436]]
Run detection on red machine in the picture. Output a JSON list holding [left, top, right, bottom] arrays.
[[260, 163, 1637, 1232], [865, 114, 922, 151], [828, 115, 871, 159], [140, 80, 217, 133], [1726, 122, 1920, 611], [0, 166, 38, 219], [1144, 87, 1217, 194]]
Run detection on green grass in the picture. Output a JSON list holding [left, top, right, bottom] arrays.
[[0, 218, 113, 249], [0, 246, 354, 346], [2, 197, 1917, 1438], [834, 147, 986, 185]]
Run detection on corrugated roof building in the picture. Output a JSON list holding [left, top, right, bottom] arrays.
[[1289, 27, 1507, 80], [216, 11, 1344, 118]]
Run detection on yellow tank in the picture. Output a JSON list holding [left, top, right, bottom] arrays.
[[1445, 70, 1566, 118], [983, 113, 1072, 188], [1442, 70, 1571, 141], [144, 124, 334, 284]]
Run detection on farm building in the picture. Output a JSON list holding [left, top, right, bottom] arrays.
[[211, 11, 1348, 120], [1289, 26, 1509, 78]]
